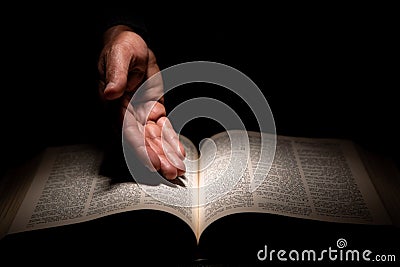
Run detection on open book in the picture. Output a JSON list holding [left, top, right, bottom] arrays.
[[1, 130, 399, 247]]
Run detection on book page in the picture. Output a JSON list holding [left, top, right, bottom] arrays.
[[0, 152, 44, 238], [197, 130, 251, 238], [8, 138, 200, 237], [356, 146, 400, 226], [198, 130, 392, 237]]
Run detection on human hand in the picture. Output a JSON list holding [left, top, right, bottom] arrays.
[[97, 25, 186, 180]]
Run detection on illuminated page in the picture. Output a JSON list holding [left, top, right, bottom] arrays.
[[198, 131, 391, 238], [9, 140, 200, 237]]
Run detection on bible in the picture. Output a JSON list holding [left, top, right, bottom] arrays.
[[1, 130, 399, 263]]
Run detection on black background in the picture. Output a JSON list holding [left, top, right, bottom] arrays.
[[1, 5, 399, 171], [1, 3, 399, 266]]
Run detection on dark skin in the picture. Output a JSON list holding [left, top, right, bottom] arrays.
[[97, 25, 186, 180]]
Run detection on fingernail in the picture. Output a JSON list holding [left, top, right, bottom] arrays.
[[166, 152, 186, 172]]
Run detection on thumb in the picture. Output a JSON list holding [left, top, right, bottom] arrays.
[[104, 79, 127, 100], [103, 49, 131, 100]]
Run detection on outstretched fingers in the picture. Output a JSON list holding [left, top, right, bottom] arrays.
[[123, 109, 161, 172], [145, 118, 186, 179], [157, 117, 186, 175]]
